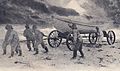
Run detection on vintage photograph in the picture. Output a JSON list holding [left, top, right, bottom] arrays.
[[0, 0, 120, 71]]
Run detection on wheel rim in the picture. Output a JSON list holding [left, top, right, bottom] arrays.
[[48, 30, 62, 48], [89, 33, 97, 44], [107, 31, 115, 45], [66, 33, 74, 51]]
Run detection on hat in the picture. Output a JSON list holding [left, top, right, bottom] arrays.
[[25, 24, 30, 28], [32, 25, 37, 29], [96, 27, 99, 30], [5, 24, 13, 30], [72, 24, 77, 29]]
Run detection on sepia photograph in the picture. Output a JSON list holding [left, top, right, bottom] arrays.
[[0, 0, 120, 71]]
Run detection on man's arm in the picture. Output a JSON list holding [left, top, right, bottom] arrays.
[[2, 31, 10, 48], [23, 30, 27, 37], [2, 41, 9, 49], [41, 32, 47, 37]]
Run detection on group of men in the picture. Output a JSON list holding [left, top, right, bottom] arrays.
[[2, 24, 48, 58], [23, 24, 48, 55], [2, 23, 85, 59]]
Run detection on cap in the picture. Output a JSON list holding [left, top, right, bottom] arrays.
[[32, 25, 37, 29], [5, 24, 13, 30], [25, 24, 30, 28], [72, 24, 77, 29]]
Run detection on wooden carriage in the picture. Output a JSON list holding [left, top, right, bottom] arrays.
[[48, 17, 116, 50]]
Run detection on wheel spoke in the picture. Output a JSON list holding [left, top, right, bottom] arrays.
[[48, 30, 62, 48], [107, 31, 116, 45], [66, 32, 81, 51], [89, 33, 97, 44]]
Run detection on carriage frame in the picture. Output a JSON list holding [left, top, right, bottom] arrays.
[[47, 17, 116, 51]]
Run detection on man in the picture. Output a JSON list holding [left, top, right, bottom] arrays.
[[2, 24, 22, 58], [32, 25, 48, 55], [96, 27, 102, 47], [23, 24, 35, 51], [68, 23, 84, 59]]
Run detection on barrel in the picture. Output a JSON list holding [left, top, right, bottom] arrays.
[[54, 19, 97, 34]]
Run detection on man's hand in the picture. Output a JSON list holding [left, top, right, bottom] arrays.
[[44, 35, 47, 37]]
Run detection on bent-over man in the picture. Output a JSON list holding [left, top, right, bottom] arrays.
[[32, 25, 48, 55], [23, 24, 35, 51]]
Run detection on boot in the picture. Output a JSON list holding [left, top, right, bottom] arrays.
[[33, 48, 39, 55], [27, 43, 31, 51], [9, 51, 14, 58], [28, 47, 31, 51], [41, 43, 48, 53], [15, 49, 18, 54], [44, 47, 48, 53], [18, 50, 22, 56], [33, 48, 36, 51], [71, 50, 77, 59], [2, 50, 6, 55], [79, 50, 84, 58]]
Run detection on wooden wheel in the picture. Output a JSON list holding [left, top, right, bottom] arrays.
[[66, 33, 74, 51], [66, 32, 82, 51], [48, 30, 62, 48], [89, 33, 98, 44], [107, 31, 116, 45]]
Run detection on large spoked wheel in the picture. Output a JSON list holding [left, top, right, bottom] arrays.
[[48, 30, 62, 48], [89, 33, 98, 44], [107, 31, 116, 45], [66, 33, 74, 51]]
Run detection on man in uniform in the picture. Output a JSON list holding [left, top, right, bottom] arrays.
[[68, 23, 84, 59], [96, 27, 102, 47], [32, 25, 48, 55], [2, 24, 22, 58], [23, 24, 35, 51]]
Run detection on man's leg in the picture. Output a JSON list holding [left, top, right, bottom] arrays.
[[71, 43, 77, 59], [15, 48, 18, 54], [9, 46, 15, 58], [41, 42, 48, 53], [72, 50, 77, 59], [79, 49, 84, 58], [97, 35, 103, 47], [32, 40, 35, 51], [33, 47, 39, 55], [16, 44, 22, 56], [27, 40, 31, 51], [9, 42, 19, 58], [79, 43, 84, 58], [33, 42, 39, 55], [2, 41, 8, 55]]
